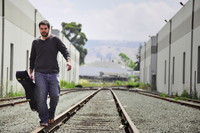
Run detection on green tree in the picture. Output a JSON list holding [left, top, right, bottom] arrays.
[[128, 60, 136, 70], [61, 22, 88, 65], [119, 53, 135, 70], [119, 53, 130, 64]]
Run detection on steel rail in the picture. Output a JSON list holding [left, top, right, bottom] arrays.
[[0, 89, 85, 109], [0, 96, 25, 102], [137, 91, 200, 110], [31, 88, 101, 133], [0, 99, 27, 108], [0, 89, 72, 102], [139, 89, 200, 104], [110, 89, 139, 133], [0, 88, 89, 102]]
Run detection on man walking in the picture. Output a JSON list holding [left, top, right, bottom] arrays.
[[29, 20, 71, 126]]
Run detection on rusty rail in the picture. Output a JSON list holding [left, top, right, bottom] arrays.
[[137, 91, 200, 110], [31, 88, 101, 133], [110, 89, 139, 133]]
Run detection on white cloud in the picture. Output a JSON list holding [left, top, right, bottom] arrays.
[[75, 1, 175, 41], [28, 0, 189, 42]]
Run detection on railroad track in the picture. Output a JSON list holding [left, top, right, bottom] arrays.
[[128, 89, 200, 110], [0, 88, 93, 109], [1, 86, 199, 110], [109, 86, 200, 110], [0, 86, 199, 133], [31, 88, 139, 133]]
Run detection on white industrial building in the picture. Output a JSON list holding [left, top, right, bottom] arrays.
[[140, 36, 157, 88], [0, 0, 79, 97], [140, 0, 200, 98]]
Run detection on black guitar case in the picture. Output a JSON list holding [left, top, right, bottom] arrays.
[[16, 71, 37, 111]]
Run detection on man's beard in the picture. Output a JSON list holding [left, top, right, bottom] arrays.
[[41, 32, 49, 37]]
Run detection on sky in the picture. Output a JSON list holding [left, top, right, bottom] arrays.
[[28, 0, 189, 42]]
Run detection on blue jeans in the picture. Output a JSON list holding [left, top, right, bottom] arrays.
[[34, 72, 60, 124]]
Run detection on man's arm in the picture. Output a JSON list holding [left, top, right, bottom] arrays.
[[29, 41, 36, 79], [56, 36, 72, 71], [29, 69, 34, 79], [66, 58, 72, 71]]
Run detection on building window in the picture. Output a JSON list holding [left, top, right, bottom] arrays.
[[172, 57, 175, 84], [26, 50, 29, 70], [143, 68, 145, 82], [149, 65, 151, 83], [183, 52, 186, 84], [197, 46, 200, 83], [10, 43, 14, 81], [164, 60, 167, 84]]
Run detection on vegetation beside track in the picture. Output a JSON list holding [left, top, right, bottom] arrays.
[[60, 79, 140, 89], [5, 91, 25, 98]]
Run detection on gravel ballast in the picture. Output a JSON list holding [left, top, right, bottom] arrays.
[[56, 90, 125, 133], [0, 90, 95, 133], [114, 90, 200, 133]]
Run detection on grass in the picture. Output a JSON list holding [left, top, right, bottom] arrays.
[[173, 97, 180, 100], [77, 79, 140, 88], [60, 80, 76, 89], [181, 90, 190, 99], [159, 93, 167, 98], [139, 83, 151, 90], [6, 91, 24, 98]]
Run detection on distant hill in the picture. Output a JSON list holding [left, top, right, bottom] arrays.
[[84, 40, 142, 63]]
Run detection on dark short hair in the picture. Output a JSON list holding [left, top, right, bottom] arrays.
[[39, 20, 50, 29]]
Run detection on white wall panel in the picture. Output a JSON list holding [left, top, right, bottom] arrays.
[[35, 12, 45, 38], [5, 0, 35, 36], [2, 19, 34, 95], [0, 0, 79, 97], [0, 17, 2, 87], [156, 47, 169, 94], [157, 23, 170, 52], [170, 33, 191, 95], [193, 25, 200, 97], [171, 0, 192, 43], [140, 45, 145, 82], [0, 0, 2, 16]]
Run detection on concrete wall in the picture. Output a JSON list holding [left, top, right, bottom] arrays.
[[192, 0, 200, 98], [0, 0, 3, 96], [0, 0, 80, 97], [150, 36, 157, 88], [145, 40, 151, 84], [170, 0, 192, 95], [140, 36, 157, 86], [0, 0, 36, 96], [145, 39, 152, 84], [140, 0, 200, 98], [151, 36, 157, 74], [5, 0, 35, 36], [157, 20, 171, 94], [140, 45, 145, 83], [0, 0, 2, 16], [35, 11, 44, 37]]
